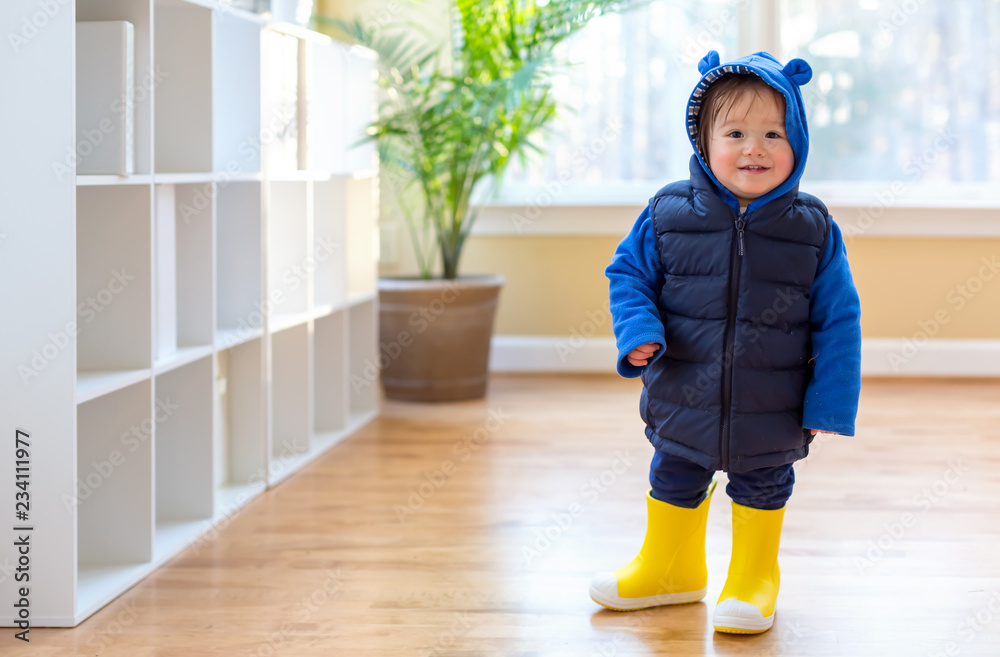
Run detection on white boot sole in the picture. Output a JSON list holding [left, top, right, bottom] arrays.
[[713, 599, 774, 633], [589, 571, 707, 611]]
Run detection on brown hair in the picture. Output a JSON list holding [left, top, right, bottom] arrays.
[[695, 74, 786, 162]]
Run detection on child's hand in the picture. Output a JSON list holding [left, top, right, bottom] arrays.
[[809, 429, 818, 436], [626, 342, 660, 367]]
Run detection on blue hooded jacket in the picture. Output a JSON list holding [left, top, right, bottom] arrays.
[[606, 51, 862, 473]]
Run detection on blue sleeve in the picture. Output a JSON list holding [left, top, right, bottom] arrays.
[[605, 205, 666, 378], [802, 219, 862, 435]]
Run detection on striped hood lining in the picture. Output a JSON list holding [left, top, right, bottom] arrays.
[[685, 64, 755, 151]]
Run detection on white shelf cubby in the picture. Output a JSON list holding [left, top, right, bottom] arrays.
[[76, 184, 153, 399], [262, 28, 301, 174], [76, 379, 154, 618], [346, 175, 378, 300], [270, 323, 311, 483], [154, 0, 214, 174], [344, 46, 377, 174], [314, 310, 348, 435], [348, 298, 378, 423], [154, 183, 215, 368], [216, 181, 264, 347], [266, 180, 310, 321], [303, 38, 375, 176], [312, 176, 348, 313], [214, 338, 267, 512], [154, 356, 215, 561], [212, 9, 263, 173], [304, 39, 345, 173]]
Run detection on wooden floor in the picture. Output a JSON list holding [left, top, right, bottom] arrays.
[[12, 374, 1000, 656]]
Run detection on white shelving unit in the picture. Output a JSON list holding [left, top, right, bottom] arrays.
[[0, 0, 379, 627]]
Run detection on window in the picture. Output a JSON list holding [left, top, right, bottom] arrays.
[[502, 0, 1000, 195], [503, 0, 739, 187], [784, 0, 1000, 183]]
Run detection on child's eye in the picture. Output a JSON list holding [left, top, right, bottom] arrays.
[[766, 131, 783, 139], [727, 131, 743, 138]]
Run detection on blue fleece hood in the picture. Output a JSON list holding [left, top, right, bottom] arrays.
[[686, 50, 814, 214]]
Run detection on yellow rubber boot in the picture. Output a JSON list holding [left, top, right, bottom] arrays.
[[590, 479, 717, 611], [713, 502, 786, 634]]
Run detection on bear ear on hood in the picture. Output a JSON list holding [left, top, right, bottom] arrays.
[[697, 50, 721, 75], [782, 58, 813, 85]]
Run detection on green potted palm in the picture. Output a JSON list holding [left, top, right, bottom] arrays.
[[317, 0, 635, 401]]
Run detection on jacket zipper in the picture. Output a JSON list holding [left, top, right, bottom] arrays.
[[720, 210, 746, 471]]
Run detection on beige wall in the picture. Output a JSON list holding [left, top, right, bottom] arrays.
[[382, 230, 1000, 340], [846, 237, 1000, 338], [459, 236, 616, 336]]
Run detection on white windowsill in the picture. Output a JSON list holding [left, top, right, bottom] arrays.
[[459, 180, 1000, 238], [481, 180, 1000, 210]]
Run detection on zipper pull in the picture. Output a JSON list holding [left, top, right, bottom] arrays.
[[735, 215, 746, 256]]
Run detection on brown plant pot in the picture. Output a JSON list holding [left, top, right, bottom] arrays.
[[378, 275, 504, 402]]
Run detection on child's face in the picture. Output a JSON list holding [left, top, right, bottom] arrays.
[[706, 90, 794, 208]]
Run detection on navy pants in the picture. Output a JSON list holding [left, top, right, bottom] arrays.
[[649, 448, 794, 510]]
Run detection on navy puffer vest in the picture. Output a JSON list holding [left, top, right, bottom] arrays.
[[640, 159, 831, 473]]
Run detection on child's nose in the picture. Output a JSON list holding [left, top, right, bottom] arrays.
[[743, 138, 765, 156]]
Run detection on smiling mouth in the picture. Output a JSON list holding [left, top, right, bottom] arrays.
[[739, 165, 770, 172]]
